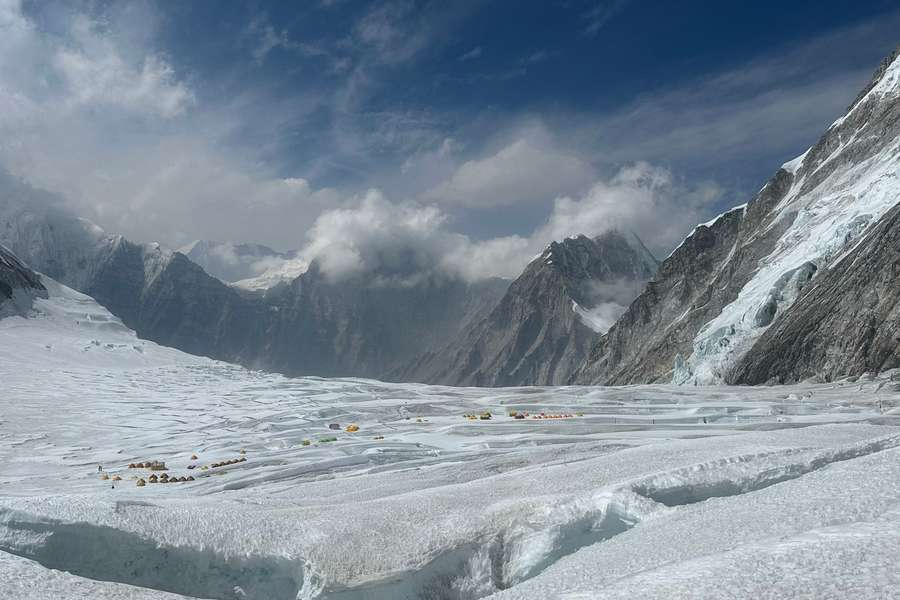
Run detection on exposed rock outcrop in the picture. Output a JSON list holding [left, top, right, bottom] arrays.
[[0, 244, 47, 318]]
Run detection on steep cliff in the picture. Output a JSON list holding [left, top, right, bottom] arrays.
[[575, 45, 900, 385]]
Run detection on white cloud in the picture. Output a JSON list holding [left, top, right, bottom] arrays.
[[0, 2, 192, 120], [459, 46, 482, 61], [536, 162, 722, 254], [0, 0, 338, 252], [352, 0, 426, 66], [83, 140, 341, 250], [301, 162, 722, 283], [245, 13, 330, 65], [449, 162, 720, 278], [582, 0, 630, 36], [424, 139, 594, 208], [299, 189, 465, 284], [53, 16, 194, 118], [0, 0, 723, 287]]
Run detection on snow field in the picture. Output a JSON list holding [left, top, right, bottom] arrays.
[[2, 276, 900, 598]]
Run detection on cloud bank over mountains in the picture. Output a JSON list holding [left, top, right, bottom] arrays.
[[0, 0, 896, 284], [297, 161, 718, 282]]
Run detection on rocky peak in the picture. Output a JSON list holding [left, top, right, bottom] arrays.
[[398, 230, 658, 386], [533, 230, 658, 308], [847, 44, 900, 113]]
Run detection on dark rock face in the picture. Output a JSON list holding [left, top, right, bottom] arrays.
[[402, 231, 658, 386], [574, 45, 900, 385], [89, 244, 506, 378], [84, 240, 270, 364], [574, 204, 749, 384], [732, 202, 900, 384], [260, 264, 509, 378], [573, 167, 799, 385], [0, 244, 47, 317]]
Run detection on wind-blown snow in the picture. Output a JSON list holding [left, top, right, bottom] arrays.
[[572, 300, 626, 334], [2, 273, 900, 599]]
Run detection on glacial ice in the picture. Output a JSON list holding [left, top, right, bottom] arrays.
[[2, 275, 900, 599]]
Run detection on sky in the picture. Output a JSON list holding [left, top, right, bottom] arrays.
[[0, 0, 898, 281]]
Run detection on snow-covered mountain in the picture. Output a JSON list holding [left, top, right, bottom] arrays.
[[0, 253, 201, 369], [178, 240, 294, 285], [401, 230, 658, 386], [574, 45, 900, 385], [4, 46, 899, 388], [0, 195, 507, 379]]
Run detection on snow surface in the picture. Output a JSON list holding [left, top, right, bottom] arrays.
[[0, 276, 195, 369], [232, 256, 309, 290], [3, 275, 900, 599]]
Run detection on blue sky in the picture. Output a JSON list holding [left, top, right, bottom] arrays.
[[2, 0, 899, 279]]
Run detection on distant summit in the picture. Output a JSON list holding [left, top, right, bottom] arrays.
[[178, 240, 292, 285], [400, 230, 658, 386]]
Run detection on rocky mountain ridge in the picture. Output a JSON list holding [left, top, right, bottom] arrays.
[[3, 46, 899, 387], [574, 45, 900, 386], [400, 230, 658, 386], [0, 190, 507, 379]]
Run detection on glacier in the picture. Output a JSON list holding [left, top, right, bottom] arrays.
[[2, 272, 900, 599]]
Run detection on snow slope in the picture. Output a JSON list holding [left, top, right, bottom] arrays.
[[3, 273, 900, 598], [0, 275, 198, 369]]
